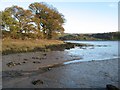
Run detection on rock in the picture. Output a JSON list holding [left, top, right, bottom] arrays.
[[6, 62, 16, 67], [35, 57, 39, 59], [32, 80, 44, 85], [32, 57, 40, 59], [6, 62, 23, 67], [106, 84, 119, 90], [32, 57, 36, 59], [39, 58, 41, 60], [24, 59, 28, 61], [43, 53, 47, 56], [15, 63, 22, 65], [33, 61, 41, 63], [22, 61, 27, 63], [39, 67, 51, 71]]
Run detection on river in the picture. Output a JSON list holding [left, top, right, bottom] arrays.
[[64, 41, 119, 64]]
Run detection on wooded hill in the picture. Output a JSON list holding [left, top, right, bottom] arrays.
[[59, 32, 120, 40]]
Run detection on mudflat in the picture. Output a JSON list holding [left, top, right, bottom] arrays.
[[2, 51, 119, 88]]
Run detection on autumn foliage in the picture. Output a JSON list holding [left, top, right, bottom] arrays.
[[1, 2, 65, 39]]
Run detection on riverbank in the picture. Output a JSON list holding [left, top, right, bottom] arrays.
[[2, 50, 119, 88], [2, 38, 63, 55], [2, 38, 91, 55]]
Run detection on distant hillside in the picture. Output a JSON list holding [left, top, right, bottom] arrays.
[[59, 32, 120, 40]]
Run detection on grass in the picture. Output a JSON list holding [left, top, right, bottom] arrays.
[[2, 38, 92, 55], [2, 38, 65, 54]]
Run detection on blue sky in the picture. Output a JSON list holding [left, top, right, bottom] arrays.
[[0, 1, 118, 33]]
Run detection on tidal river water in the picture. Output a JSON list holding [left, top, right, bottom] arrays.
[[64, 41, 119, 64]]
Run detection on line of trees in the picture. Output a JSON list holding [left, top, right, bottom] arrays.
[[59, 32, 120, 40], [1, 2, 65, 39]]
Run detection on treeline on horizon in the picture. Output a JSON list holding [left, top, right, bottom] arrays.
[[59, 32, 120, 40], [1, 2, 65, 40]]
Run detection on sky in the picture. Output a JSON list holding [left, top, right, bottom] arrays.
[[0, 0, 119, 34]]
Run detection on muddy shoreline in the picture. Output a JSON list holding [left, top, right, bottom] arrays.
[[2, 50, 119, 88]]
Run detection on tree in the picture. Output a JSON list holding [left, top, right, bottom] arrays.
[[29, 2, 65, 39], [1, 7, 20, 38], [2, 6, 37, 39], [2, 2, 65, 39], [9, 6, 36, 34]]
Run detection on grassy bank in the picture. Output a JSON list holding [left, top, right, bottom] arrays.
[[2, 38, 92, 55], [2, 38, 64, 55]]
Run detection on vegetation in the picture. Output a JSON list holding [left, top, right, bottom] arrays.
[[1, 2, 65, 40], [2, 38, 90, 55], [91, 32, 120, 40], [2, 38, 64, 54], [1, 2, 89, 55], [59, 32, 120, 41], [59, 34, 97, 40]]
